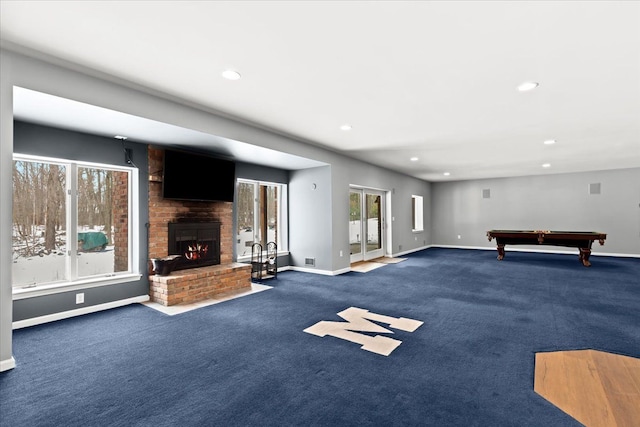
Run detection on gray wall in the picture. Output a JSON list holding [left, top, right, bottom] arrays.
[[12, 121, 150, 322], [0, 45, 14, 370], [289, 166, 333, 271], [334, 154, 431, 258], [0, 46, 434, 370], [288, 158, 432, 273], [235, 161, 289, 183], [431, 168, 640, 254], [12, 283, 148, 322], [4, 43, 635, 373]]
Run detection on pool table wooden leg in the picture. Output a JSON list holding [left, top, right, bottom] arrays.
[[497, 245, 505, 260], [579, 248, 592, 267]]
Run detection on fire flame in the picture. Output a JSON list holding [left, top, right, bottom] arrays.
[[184, 243, 209, 260]]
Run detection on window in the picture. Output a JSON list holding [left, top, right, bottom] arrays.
[[12, 154, 138, 291], [236, 179, 287, 259], [412, 195, 424, 232]]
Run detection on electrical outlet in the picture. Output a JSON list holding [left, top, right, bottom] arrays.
[[76, 293, 84, 304], [339, 250, 343, 257]]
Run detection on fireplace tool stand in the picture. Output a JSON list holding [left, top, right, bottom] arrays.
[[251, 242, 277, 281]]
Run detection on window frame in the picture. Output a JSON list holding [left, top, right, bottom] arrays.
[[411, 194, 424, 232], [235, 178, 288, 262], [12, 153, 141, 299]]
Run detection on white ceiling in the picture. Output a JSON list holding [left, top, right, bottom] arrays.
[[2, 1, 639, 181], [11, 87, 327, 171]]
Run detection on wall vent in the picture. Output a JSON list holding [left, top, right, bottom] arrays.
[[305, 257, 316, 267], [589, 183, 601, 195], [482, 189, 491, 199]]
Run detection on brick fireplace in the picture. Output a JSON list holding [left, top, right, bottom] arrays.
[[147, 146, 251, 306]]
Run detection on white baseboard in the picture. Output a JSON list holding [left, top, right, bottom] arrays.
[[12, 295, 150, 330], [390, 245, 430, 258], [430, 244, 640, 258], [0, 356, 16, 372], [289, 266, 350, 276], [282, 245, 638, 278]]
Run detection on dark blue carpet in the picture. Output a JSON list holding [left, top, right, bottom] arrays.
[[1, 248, 639, 426]]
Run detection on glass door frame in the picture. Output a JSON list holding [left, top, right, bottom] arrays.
[[349, 186, 386, 263]]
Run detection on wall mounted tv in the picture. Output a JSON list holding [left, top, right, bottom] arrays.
[[162, 148, 235, 202]]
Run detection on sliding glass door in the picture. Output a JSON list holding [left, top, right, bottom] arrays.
[[350, 188, 385, 263]]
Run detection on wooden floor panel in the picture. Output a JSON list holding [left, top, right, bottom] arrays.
[[534, 349, 640, 427]]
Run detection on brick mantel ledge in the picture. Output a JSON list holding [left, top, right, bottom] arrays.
[[149, 262, 251, 306]]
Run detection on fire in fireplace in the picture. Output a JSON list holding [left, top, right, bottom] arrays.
[[168, 222, 221, 271], [185, 243, 208, 260]]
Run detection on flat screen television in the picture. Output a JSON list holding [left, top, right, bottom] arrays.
[[162, 148, 235, 202]]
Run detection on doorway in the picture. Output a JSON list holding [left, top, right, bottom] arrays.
[[350, 188, 385, 263]]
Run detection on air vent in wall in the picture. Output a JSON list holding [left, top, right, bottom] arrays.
[[305, 257, 316, 267], [482, 189, 491, 199], [589, 183, 601, 195]]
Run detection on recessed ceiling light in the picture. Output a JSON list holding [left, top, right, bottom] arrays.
[[410, 157, 419, 162], [221, 69, 241, 80], [114, 135, 128, 140], [518, 81, 539, 92], [443, 172, 450, 176], [543, 139, 556, 145], [340, 124, 352, 131], [542, 163, 551, 168]]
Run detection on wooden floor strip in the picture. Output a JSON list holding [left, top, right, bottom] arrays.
[[350, 261, 386, 273], [370, 257, 407, 264], [534, 349, 640, 427]]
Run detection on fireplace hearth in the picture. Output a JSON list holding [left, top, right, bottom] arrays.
[[147, 146, 251, 306], [168, 221, 221, 271]]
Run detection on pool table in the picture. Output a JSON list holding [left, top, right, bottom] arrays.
[[486, 230, 607, 267]]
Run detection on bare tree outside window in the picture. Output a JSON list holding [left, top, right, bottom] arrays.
[[12, 157, 131, 288], [236, 180, 285, 259]]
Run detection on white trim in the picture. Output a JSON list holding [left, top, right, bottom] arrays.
[[235, 179, 289, 255], [593, 252, 640, 258], [0, 357, 16, 372], [13, 152, 136, 173], [12, 295, 149, 329], [282, 245, 638, 278], [11, 155, 141, 296], [12, 274, 143, 300], [391, 245, 430, 258], [385, 191, 393, 257], [289, 266, 350, 276], [348, 186, 388, 263], [349, 183, 389, 192], [411, 194, 424, 232], [333, 267, 352, 275]]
